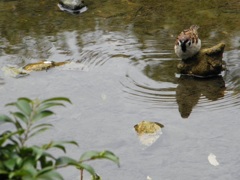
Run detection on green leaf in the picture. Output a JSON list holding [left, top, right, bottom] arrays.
[[32, 123, 53, 130], [9, 135, 21, 146], [32, 110, 54, 122], [41, 151, 56, 162], [11, 112, 27, 123], [3, 159, 16, 171], [42, 97, 72, 104], [0, 169, 8, 175], [56, 157, 97, 177], [11, 165, 37, 180], [30, 123, 53, 137], [38, 102, 66, 111], [5, 102, 16, 106], [80, 151, 120, 167], [42, 141, 78, 153], [55, 156, 79, 167], [36, 170, 63, 180], [99, 150, 120, 167], [39, 153, 55, 168], [9, 169, 31, 180], [78, 163, 96, 177], [13, 119, 24, 130], [42, 142, 66, 153], [21, 159, 38, 177], [61, 140, 78, 147], [15, 156, 23, 167], [16, 98, 32, 116], [0, 115, 14, 124], [31, 146, 44, 161], [92, 174, 101, 180], [18, 97, 32, 103], [0, 130, 24, 146], [29, 127, 50, 138], [80, 151, 101, 161], [36, 165, 54, 175]]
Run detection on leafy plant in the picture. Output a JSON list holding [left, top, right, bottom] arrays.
[[0, 97, 119, 180]]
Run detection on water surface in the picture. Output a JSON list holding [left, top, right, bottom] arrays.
[[0, 0, 240, 179]]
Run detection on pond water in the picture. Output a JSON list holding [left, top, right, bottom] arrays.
[[1, 0, 240, 179]]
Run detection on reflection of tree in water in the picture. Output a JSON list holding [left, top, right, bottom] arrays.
[[176, 76, 226, 118]]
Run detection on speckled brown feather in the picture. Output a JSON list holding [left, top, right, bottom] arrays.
[[175, 25, 199, 45]]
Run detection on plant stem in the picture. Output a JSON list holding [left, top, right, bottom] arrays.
[[80, 169, 83, 180]]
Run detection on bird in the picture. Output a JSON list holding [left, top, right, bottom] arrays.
[[174, 25, 201, 60]]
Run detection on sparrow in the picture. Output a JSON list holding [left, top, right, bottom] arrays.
[[174, 25, 201, 60]]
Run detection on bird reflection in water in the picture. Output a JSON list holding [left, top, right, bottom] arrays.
[[176, 75, 226, 118]]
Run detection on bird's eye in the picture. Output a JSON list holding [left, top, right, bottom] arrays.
[[188, 41, 191, 46]]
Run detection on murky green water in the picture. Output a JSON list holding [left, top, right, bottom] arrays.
[[1, 0, 240, 179]]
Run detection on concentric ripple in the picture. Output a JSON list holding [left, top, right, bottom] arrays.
[[121, 52, 240, 118], [121, 66, 178, 109]]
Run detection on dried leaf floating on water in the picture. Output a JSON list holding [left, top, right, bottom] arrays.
[[134, 121, 164, 147], [23, 60, 70, 72], [2, 60, 70, 78]]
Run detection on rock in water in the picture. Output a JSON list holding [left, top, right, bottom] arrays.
[[177, 42, 226, 77], [58, 0, 88, 14], [134, 121, 164, 147]]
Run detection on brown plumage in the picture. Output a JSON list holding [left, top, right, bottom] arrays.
[[174, 25, 201, 60]]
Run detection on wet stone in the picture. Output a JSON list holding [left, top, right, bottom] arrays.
[[134, 121, 164, 135], [177, 43, 226, 77], [134, 121, 164, 148]]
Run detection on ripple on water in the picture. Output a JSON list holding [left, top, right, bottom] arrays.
[[122, 58, 240, 118], [74, 27, 144, 69], [198, 92, 240, 111], [118, 33, 240, 117], [121, 67, 178, 109], [76, 50, 110, 70]]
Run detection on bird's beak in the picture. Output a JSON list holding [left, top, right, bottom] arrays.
[[180, 41, 187, 52]]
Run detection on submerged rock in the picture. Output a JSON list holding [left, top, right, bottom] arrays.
[[134, 121, 164, 147], [177, 42, 226, 77], [134, 121, 164, 135], [58, 0, 88, 14]]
